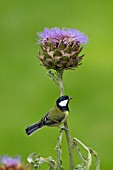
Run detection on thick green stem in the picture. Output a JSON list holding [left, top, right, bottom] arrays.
[[57, 70, 74, 170], [64, 121, 74, 170]]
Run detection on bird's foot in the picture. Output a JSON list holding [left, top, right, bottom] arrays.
[[59, 126, 69, 131]]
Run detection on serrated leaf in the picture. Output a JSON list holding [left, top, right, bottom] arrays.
[[27, 153, 57, 170], [89, 149, 100, 170], [75, 163, 86, 170], [27, 152, 40, 163], [73, 138, 100, 170], [46, 156, 56, 168]]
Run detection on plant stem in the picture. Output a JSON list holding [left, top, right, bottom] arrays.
[[64, 121, 74, 170], [57, 70, 74, 170], [55, 129, 63, 170], [57, 70, 64, 96]]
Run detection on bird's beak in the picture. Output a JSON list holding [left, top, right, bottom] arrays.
[[69, 97, 72, 100]]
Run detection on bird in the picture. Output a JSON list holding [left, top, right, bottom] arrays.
[[25, 95, 72, 136]]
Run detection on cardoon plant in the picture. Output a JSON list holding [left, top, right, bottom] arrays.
[[27, 27, 100, 170], [0, 155, 30, 170], [37, 28, 88, 71]]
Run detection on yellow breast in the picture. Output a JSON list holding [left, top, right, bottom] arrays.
[[49, 106, 69, 123]]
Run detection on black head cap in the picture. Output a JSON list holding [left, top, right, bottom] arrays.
[[56, 95, 72, 111]]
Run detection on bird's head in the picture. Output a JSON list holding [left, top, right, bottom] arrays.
[[56, 95, 72, 111]]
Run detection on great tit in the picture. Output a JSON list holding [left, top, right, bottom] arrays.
[[25, 95, 72, 136]]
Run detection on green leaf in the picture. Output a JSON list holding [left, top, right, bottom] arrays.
[[75, 163, 87, 170], [27, 153, 57, 170], [73, 138, 100, 170], [46, 156, 56, 168]]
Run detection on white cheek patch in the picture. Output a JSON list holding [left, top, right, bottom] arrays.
[[59, 99, 68, 107]]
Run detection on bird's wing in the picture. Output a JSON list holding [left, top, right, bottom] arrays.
[[40, 112, 59, 126]]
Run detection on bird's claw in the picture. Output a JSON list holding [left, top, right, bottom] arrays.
[[59, 126, 69, 131]]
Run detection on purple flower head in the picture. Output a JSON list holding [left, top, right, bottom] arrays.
[[37, 27, 88, 70], [37, 27, 88, 45], [0, 155, 21, 167]]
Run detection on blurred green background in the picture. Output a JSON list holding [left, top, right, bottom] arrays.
[[0, 0, 113, 169]]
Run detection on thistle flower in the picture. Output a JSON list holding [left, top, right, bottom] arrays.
[[37, 27, 88, 71], [0, 156, 30, 170]]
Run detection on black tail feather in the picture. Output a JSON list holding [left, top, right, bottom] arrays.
[[25, 122, 43, 136]]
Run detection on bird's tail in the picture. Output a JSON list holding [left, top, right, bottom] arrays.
[[25, 121, 43, 136]]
